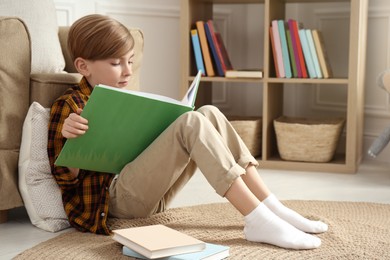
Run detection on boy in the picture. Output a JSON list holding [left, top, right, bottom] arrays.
[[48, 14, 327, 249]]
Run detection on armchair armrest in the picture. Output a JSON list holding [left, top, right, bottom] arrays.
[[30, 73, 82, 108]]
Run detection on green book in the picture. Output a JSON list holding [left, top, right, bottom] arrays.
[[55, 71, 202, 174], [286, 29, 298, 78]]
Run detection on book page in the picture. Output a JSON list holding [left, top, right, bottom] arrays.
[[181, 70, 202, 107], [97, 70, 201, 108], [97, 85, 187, 107]]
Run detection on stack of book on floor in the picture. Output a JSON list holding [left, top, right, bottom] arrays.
[[190, 19, 262, 79], [112, 224, 230, 259], [270, 19, 333, 79]]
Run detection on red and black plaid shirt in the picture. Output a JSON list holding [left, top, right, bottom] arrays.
[[47, 77, 114, 235]]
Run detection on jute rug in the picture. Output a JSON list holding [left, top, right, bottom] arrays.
[[15, 201, 390, 259]]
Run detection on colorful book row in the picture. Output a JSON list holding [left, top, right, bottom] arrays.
[[270, 19, 333, 79], [190, 20, 233, 77]]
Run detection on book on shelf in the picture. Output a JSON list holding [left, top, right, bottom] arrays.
[[225, 69, 263, 79], [305, 29, 323, 78], [190, 29, 206, 76], [204, 21, 224, 76], [269, 27, 280, 78], [289, 19, 308, 78], [112, 225, 206, 259], [271, 20, 285, 78], [277, 20, 292, 78], [55, 71, 202, 174], [122, 242, 230, 260], [287, 20, 301, 78], [286, 29, 298, 78], [312, 29, 333, 78], [196, 20, 215, 77], [299, 28, 317, 78], [206, 20, 233, 76], [212, 22, 233, 73]]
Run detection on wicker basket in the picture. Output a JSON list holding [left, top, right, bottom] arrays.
[[229, 116, 262, 157], [274, 116, 345, 162]]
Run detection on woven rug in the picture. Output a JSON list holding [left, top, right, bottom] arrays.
[[15, 201, 390, 259]]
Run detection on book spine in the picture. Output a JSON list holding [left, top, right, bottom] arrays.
[[292, 20, 308, 78], [312, 29, 333, 78], [287, 19, 302, 78], [207, 20, 228, 75], [195, 21, 215, 77], [215, 32, 233, 71], [278, 20, 292, 78], [286, 29, 297, 78], [204, 22, 224, 76], [299, 29, 317, 78], [269, 26, 280, 78], [271, 20, 285, 78], [190, 29, 206, 76], [305, 29, 322, 78]]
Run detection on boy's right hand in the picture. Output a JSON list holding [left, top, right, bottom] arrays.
[[61, 108, 89, 139]]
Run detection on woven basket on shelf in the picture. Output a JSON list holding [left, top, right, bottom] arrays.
[[274, 116, 345, 163], [229, 116, 262, 157]]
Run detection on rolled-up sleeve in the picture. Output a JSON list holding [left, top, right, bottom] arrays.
[[47, 98, 80, 189]]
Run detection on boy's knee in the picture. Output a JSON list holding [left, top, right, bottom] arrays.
[[197, 105, 221, 116], [177, 110, 205, 128]]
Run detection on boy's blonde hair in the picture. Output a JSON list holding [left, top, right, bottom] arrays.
[[68, 14, 134, 61]]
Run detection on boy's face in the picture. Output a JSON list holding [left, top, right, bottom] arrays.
[[83, 50, 135, 89]]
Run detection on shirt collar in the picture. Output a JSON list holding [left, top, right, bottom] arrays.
[[79, 77, 94, 96]]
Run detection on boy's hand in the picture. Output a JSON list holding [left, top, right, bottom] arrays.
[[61, 108, 89, 139]]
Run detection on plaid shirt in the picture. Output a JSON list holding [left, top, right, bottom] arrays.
[[47, 77, 114, 235]]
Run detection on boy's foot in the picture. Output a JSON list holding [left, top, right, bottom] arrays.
[[244, 203, 321, 250], [263, 194, 328, 234]]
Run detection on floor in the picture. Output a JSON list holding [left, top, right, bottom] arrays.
[[1, 159, 389, 259]]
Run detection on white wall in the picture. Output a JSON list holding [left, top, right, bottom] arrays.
[[54, 0, 390, 163]]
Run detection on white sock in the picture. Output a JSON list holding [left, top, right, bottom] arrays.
[[244, 203, 321, 250], [263, 194, 328, 234]]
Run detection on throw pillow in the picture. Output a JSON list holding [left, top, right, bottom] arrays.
[[18, 102, 70, 232], [0, 0, 65, 73]]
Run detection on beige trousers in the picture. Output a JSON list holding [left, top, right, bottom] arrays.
[[109, 105, 258, 219]]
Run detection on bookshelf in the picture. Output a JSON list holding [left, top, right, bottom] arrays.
[[180, 0, 368, 173]]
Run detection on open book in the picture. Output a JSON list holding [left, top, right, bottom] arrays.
[[55, 71, 202, 174]]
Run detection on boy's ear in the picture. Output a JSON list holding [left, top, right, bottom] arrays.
[[74, 57, 90, 76]]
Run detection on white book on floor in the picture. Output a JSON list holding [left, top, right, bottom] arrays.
[[112, 224, 206, 259]]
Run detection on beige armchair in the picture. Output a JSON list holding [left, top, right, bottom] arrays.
[[0, 17, 144, 223]]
